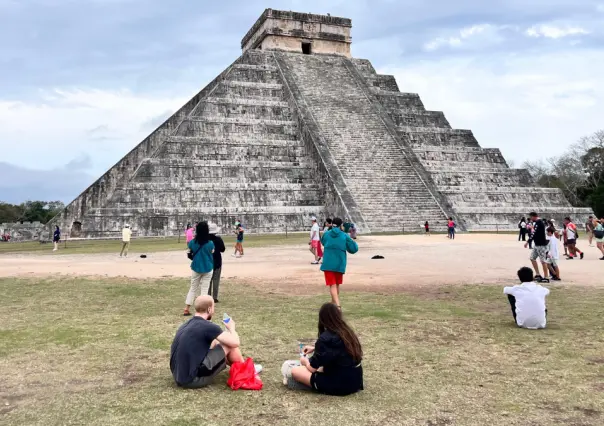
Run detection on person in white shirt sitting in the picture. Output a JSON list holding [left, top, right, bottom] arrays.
[[504, 267, 550, 329]]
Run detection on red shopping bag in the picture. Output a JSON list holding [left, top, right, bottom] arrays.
[[227, 358, 263, 391]]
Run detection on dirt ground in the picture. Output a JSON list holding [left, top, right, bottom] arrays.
[[1, 234, 602, 293]]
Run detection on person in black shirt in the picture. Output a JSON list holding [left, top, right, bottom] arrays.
[[528, 212, 550, 283], [207, 223, 226, 303], [289, 303, 363, 396], [170, 295, 261, 388]]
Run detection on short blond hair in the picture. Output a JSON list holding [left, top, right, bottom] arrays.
[[194, 295, 214, 313]]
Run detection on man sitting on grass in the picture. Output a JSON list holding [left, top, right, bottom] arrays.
[[170, 295, 262, 388], [503, 267, 550, 329]]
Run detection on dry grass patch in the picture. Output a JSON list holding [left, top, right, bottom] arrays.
[[1, 278, 603, 425]]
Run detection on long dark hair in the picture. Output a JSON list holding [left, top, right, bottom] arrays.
[[318, 303, 362, 362], [194, 221, 210, 245]]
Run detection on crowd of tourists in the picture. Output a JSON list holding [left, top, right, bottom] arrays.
[[517, 213, 604, 283]]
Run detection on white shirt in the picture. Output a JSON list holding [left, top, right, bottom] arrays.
[[310, 223, 320, 241], [566, 223, 577, 240], [122, 228, 132, 242], [503, 282, 549, 329], [547, 236, 559, 260]]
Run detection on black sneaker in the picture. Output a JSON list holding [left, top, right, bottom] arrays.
[[600, 257, 604, 261], [534, 275, 543, 281], [213, 299, 220, 304], [580, 252, 584, 259], [551, 276, 561, 281], [567, 257, 574, 260]]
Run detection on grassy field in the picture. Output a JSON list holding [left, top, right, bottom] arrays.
[[1, 278, 603, 425], [0, 233, 309, 255]]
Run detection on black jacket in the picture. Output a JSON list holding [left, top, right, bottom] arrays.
[[209, 234, 226, 269]]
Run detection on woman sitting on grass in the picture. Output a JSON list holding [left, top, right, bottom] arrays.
[[288, 303, 364, 396]]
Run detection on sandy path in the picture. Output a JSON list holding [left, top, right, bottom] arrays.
[[1, 234, 602, 292]]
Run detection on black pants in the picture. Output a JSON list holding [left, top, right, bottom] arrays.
[[527, 236, 533, 249], [519, 229, 526, 241]]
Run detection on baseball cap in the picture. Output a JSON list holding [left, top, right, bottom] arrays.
[[311, 216, 317, 221]]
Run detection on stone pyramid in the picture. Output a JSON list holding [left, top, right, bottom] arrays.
[[52, 9, 592, 238]]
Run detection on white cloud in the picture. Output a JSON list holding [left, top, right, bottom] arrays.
[[525, 24, 589, 38], [0, 89, 188, 176], [424, 24, 497, 51], [380, 49, 604, 166]]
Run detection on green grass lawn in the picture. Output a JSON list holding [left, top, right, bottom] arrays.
[[1, 278, 603, 425], [0, 233, 309, 255]]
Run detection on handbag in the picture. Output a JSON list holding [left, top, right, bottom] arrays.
[[227, 358, 263, 390], [187, 243, 202, 260]]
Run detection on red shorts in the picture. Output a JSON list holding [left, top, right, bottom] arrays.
[[311, 240, 323, 257], [324, 271, 343, 286]]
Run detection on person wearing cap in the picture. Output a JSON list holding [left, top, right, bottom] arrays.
[[207, 223, 225, 303], [120, 224, 132, 257], [309, 216, 322, 264]]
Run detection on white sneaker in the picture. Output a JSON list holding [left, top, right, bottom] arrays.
[[254, 364, 263, 374]]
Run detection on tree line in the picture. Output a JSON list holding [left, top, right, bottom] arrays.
[[0, 201, 65, 224], [523, 130, 604, 217]]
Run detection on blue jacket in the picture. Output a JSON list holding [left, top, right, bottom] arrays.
[[188, 240, 215, 274], [320, 227, 358, 274]]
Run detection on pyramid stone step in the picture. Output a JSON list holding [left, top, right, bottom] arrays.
[[389, 110, 451, 128], [176, 118, 297, 139], [158, 142, 306, 161], [165, 136, 304, 148], [193, 101, 293, 122]]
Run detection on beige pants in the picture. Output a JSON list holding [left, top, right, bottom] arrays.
[[185, 271, 213, 306], [120, 242, 130, 257]]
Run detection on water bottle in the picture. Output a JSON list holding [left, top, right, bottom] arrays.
[[223, 313, 231, 325]]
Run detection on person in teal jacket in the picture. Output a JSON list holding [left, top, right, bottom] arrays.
[[183, 222, 215, 316], [320, 217, 359, 308]]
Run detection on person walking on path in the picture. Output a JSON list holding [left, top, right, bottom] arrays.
[[527, 212, 550, 283], [120, 224, 132, 257], [563, 217, 584, 260], [518, 217, 527, 241], [424, 221, 430, 236], [185, 223, 195, 244], [593, 218, 604, 260], [310, 217, 322, 264], [232, 221, 244, 258], [184, 222, 215, 316], [208, 223, 225, 303], [586, 216, 595, 247], [320, 217, 358, 308], [52, 226, 61, 251]]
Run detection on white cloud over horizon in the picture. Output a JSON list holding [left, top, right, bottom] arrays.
[[1, 0, 604, 204]]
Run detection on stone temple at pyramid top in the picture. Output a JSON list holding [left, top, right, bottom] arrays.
[[241, 9, 352, 57]]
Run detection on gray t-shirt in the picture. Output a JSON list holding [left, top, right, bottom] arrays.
[[170, 317, 222, 385]]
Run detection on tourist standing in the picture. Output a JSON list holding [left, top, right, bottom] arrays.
[[208, 223, 225, 303], [184, 222, 215, 316], [309, 217, 321, 265], [232, 221, 244, 258], [546, 227, 561, 281], [424, 221, 430, 236], [586, 216, 595, 247], [120, 224, 132, 257], [447, 217, 456, 239], [52, 225, 61, 251], [185, 223, 195, 244], [563, 217, 584, 260], [593, 218, 604, 260], [320, 217, 358, 308], [322, 218, 332, 237], [518, 217, 527, 241], [525, 221, 534, 249], [527, 212, 550, 282]]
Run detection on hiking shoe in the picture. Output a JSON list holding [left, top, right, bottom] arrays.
[[254, 364, 263, 374], [580, 252, 584, 259]]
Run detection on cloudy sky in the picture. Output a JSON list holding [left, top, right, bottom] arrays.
[[1, 0, 603, 204]]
